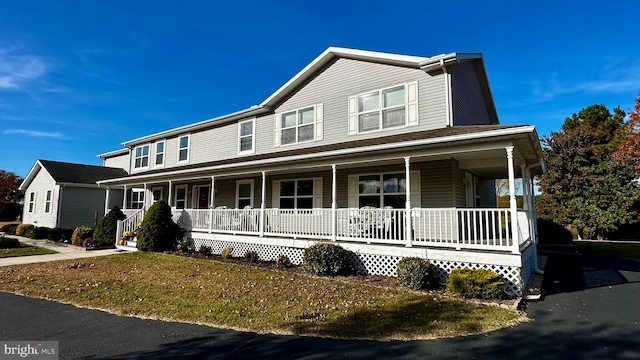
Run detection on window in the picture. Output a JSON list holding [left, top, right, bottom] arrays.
[[358, 173, 406, 208], [28, 192, 36, 213], [175, 185, 187, 209], [131, 189, 145, 209], [238, 119, 255, 154], [236, 180, 254, 208], [134, 145, 150, 169], [152, 187, 163, 203], [279, 179, 314, 209], [275, 104, 322, 146], [177, 135, 190, 163], [44, 190, 53, 213], [358, 85, 406, 132], [154, 141, 165, 167]]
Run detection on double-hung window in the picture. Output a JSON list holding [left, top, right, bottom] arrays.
[[27, 192, 36, 213], [44, 190, 52, 213], [131, 189, 145, 209], [134, 145, 150, 169], [177, 134, 190, 163], [238, 119, 255, 154], [358, 173, 406, 209], [154, 141, 165, 167], [275, 104, 323, 146], [348, 82, 418, 135], [279, 179, 314, 209], [236, 180, 254, 208]]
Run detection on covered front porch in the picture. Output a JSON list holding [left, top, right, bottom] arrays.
[[101, 128, 544, 295]]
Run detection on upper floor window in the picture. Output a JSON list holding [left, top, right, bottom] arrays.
[[28, 192, 36, 213], [154, 141, 165, 167], [134, 145, 150, 169], [348, 82, 418, 135], [177, 134, 190, 163], [44, 190, 53, 213], [274, 104, 323, 147], [238, 119, 255, 154]]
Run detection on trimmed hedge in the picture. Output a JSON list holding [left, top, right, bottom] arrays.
[[0, 236, 20, 248], [1, 223, 19, 235], [446, 268, 507, 300], [303, 242, 354, 276], [396, 257, 439, 290], [136, 201, 181, 252], [46, 228, 74, 242], [71, 226, 94, 246], [15, 224, 34, 236]]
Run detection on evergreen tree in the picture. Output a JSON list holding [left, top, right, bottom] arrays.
[[136, 201, 181, 252], [94, 206, 126, 246]]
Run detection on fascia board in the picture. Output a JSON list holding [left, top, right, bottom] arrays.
[[99, 126, 536, 185]]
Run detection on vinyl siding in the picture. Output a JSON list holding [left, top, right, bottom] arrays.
[[128, 58, 448, 174], [58, 187, 107, 228], [106, 189, 125, 210], [452, 160, 467, 207], [104, 153, 130, 172], [22, 169, 58, 228], [451, 61, 492, 126]]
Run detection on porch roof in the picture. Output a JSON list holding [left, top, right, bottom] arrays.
[[98, 125, 543, 186]]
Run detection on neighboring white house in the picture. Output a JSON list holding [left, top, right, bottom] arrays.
[[94, 47, 544, 295], [19, 160, 128, 228]]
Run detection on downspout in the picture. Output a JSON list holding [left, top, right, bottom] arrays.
[[441, 59, 453, 127], [525, 160, 544, 275]]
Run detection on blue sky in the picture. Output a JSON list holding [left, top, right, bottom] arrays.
[[1, 1, 639, 178]]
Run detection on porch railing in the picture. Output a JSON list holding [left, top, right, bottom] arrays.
[[115, 208, 145, 244], [336, 208, 406, 245], [265, 209, 332, 239]]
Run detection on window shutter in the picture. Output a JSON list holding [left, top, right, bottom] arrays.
[[274, 114, 281, 147], [407, 81, 419, 126], [315, 104, 323, 140], [348, 96, 357, 135], [313, 178, 323, 208], [410, 170, 421, 208], [271, 180, 280, 208], [348, 175, 358, 208]]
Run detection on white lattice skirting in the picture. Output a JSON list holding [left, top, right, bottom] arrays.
[[190, 233, 533, 296]]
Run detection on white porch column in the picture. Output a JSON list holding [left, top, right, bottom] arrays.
[[520, 165, 528, 211], [209, 176, 215, 233], [143, 183, 148, 210], [506, 146, 520, 254], [122, 185, 127, 209], [331, 164, 337, 242], [260, 171, 266, 237], [105, 187, 111, 214], [405, 157, 413, 247], [168, 181, 173, 207]]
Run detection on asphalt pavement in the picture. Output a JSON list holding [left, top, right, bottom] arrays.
[[1, 250, 639, 359]]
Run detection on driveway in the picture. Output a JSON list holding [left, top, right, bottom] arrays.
[[0, 251, 639, 359]]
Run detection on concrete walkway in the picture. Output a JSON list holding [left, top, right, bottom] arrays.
[[0, 235, 124, 266]]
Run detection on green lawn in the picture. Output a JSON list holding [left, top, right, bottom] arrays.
[[0, 252, 522, 340], [0, 243, 57, 258], [573, 241, 640, 261]]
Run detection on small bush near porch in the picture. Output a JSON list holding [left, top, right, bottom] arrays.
[[0, 252, 522, 340]]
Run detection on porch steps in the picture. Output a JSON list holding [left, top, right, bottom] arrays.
[[116, 238, 138, 252]]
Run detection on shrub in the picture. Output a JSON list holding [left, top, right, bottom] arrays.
[[1, 223, 19, 235], [221, 246, 233, 259], [303, 242, 354, 276], [276, 253, 293, 269], [25, 227, 50, 239], [0, 203, 21, 221], [198, 245, 212, 256], [176, 238, 194, 253], [0, 236, 20, 248], [446, 268, 507, 300], [15, 224, 35, 236], [396, 257, 439, 290], [537, 219, 573, 245], [71, 226, 94, 246], [136, 201, 182, 252], [94, 206, 126, 246], [244, 250, 258, 264], [82, 238, 99, 249], [46, 228, 74, 242]]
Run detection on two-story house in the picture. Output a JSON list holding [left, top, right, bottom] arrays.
[[97, 47, 545, 295]]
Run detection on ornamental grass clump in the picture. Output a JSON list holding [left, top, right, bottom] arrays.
[[15, 224, 34, 236], [303, 242, 354, 276], [446, 268, 507, 300], [136, 201, 182, 252], [396, 257, 439, 290], [276, 253, 293, 269]]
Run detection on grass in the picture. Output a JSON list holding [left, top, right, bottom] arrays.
[[573, 241, 640, 261], [0, 252, 522, 340], [0, 242, 57, 258]]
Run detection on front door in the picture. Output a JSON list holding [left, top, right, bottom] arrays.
[[193, 186, 210, 209]]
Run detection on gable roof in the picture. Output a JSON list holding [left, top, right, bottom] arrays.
[[119, 47, 493, 148], [19, 160, 128, 190]]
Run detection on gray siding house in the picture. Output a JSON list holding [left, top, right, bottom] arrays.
[[97, 47, 545, 295], [19, 160, 128, 228]]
